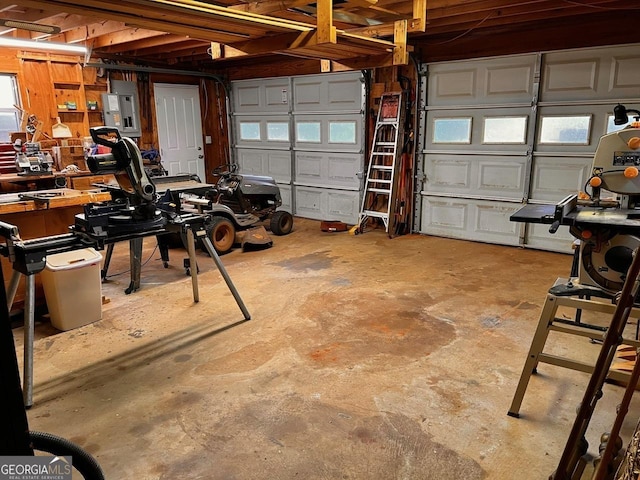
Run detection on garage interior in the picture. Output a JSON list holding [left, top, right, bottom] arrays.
[[1, 1, 640, 479]]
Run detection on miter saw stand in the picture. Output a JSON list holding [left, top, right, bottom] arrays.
[[0, 127, 250, 408], [508, 104, 640, 419]]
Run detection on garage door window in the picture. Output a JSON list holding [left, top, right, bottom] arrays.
[[240, 122, 261, 141], [296, 122, 321, 142], [329, 121, 356, 144], [433, 118, 472, 144], [267, 122, 289, 141], [482, 116, 528, 144], [607, 114, 635, 133], [539, 115, 591, 144]]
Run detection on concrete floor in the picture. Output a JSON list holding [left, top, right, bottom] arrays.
[[12, 218, 640, 479]]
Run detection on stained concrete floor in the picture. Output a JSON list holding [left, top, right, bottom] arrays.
[[12, 217, 640, 479]]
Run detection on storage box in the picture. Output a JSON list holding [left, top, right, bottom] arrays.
[[51, 145, 87, 171], [41, 248, 103, 331]]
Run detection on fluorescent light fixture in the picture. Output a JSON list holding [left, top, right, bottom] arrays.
[[0, 19, 61, 34], [0, 37, 86, 54]]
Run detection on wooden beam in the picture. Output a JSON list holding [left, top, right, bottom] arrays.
[[320, 59, 331, 72], [230, 0, 312, 15], [328, 52, 395, 70], [412, 0, 426, 32], [346, 17, 426, 37], [210, 41, 222, 59], [91, 29, 165, 48], [316, 0, 337, 44], [392, 19, 407, 65]]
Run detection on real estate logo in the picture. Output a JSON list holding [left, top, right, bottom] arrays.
[[0, 456, 72, 480]]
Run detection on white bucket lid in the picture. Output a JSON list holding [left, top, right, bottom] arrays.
[[45, 248, 103, 271]]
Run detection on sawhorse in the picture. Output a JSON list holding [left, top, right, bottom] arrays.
[[508, 277, 640, 418]]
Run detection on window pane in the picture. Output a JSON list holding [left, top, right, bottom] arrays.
[[296, 122, 321, 142], [607, 114, 635, 133], [0, 112, 19, 143], [0, 75, 16, 108], [329, 121, 356, 143], [483, 116, 527, 144], [239, 122, 260, 140], [267, 122, 289, 141], [433, 118, 472, 144], [540, 115, 591, 144]]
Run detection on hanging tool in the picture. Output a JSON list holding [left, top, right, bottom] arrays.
[[51, 116, 72, 139]]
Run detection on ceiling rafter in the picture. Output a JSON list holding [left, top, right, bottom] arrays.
[[16, 0, 405, 66]]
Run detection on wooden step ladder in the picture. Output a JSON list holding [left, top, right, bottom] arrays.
[[357, 92, 405, 235]]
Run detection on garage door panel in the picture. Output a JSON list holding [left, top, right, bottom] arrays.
[[278, 184, 292, 212], [424, 108, 532, 153], [612, 55, 640, 89], [236, 148, 292, 183], [541, 44, 640, 101], [295, 152, 361, 189], [430, 158, 471, 189], [478, 162, 524, 194], [529, 156, 592, 202], [234, 114, 291, 149], [293, 113, 362, 153], [420, 197, 521, 245], [232, 78, 290, 113], [544, 59, 599, 94], [428, 55, 537, 106], [486, 64, 533, 96], [293, 72, 363, 113], [425, 155, 526, 199], [294, 186, 359, 223], [524, 222, 574, 254]]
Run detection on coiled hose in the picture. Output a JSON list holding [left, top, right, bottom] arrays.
[[29, 431, 105, 480]]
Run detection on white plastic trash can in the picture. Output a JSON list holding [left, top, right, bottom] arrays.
[[41, 247, 103, 331]]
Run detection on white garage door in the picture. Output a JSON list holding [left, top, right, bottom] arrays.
[[231, 72, 365, 223], [418, 43, 640, 253]]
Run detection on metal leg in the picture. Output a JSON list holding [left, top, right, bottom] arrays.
[[125, 238, 143, 294], [200, 236, 251, 321], [157, 234, 170, 268], [101, 243, 115, 280], [508, 293, 559, 417], [23, 274, 35, 408], [7, 270, 21, 310], [185, 228, 199, 303]]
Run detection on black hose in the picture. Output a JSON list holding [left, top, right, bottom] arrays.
[[29, 431, 105, 480]]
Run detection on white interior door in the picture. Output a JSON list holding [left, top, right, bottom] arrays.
[[153, 83, 205, 179]]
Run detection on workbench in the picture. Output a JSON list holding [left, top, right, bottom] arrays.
[[0, 188, 112, 311]]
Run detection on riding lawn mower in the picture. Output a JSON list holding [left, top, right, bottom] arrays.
[[187, 163, 294, 254]]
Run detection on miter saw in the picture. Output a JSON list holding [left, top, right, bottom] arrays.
[[512, 104, 640, 294], [73, 126, 166, 241]]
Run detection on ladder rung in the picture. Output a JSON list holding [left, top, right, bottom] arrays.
[[366, 188, 391, 194], [372, 152, 395, 156], [363, 210, 389, 217], [371, 165, 393, 171], [376, 142, 395, 146], [367, 179, 391, 184]]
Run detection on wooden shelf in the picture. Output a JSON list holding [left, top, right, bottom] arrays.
[[84, 83, 108, 90], [53, 81, 82, 89], [57, 110, 86, 114]]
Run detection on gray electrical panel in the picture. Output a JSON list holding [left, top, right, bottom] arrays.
[[102, 80, 141, 137]]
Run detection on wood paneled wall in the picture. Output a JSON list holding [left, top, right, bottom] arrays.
[[1, 48, 230, 183]]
